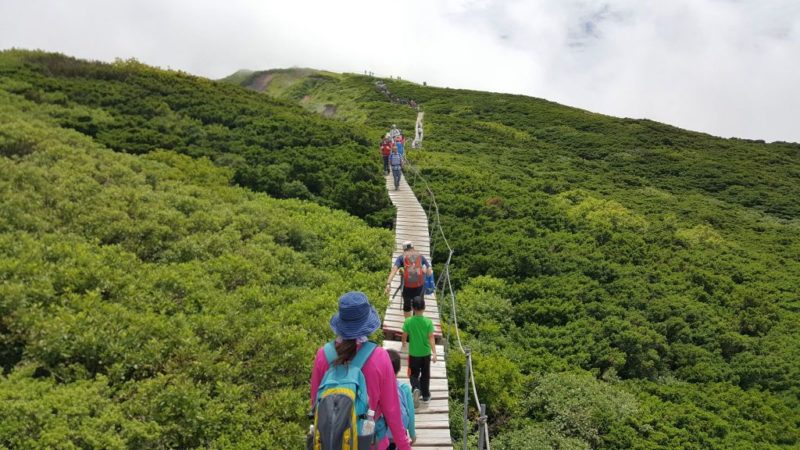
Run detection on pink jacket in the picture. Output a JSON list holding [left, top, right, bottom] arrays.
[[310, 344, 412, 450]]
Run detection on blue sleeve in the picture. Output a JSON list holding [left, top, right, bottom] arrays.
[[395, 255, 404, 267], [421, 256, 429, 267]]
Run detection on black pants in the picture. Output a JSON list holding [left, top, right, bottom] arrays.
[[409, 354, 431, 399], [382, 155, 390, 174]]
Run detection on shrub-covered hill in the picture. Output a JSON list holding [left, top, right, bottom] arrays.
[[237, 72, 800, 448], [0, 77, 393, 447], [0, 50, 392, 225]]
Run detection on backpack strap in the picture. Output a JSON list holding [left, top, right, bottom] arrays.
[[350, 341, 377, 370], [323, 341, 337, 365]]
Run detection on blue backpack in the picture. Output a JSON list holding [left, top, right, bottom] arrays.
[[375, 382, 413, 443], [311, 341, 377, 450], [424, 269, 435, 295]]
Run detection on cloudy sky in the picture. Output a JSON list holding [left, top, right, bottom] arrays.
[[2, 0, 799, 143]]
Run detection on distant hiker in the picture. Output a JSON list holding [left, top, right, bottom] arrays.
[[309, 292, 411, 450], [402, 296, 437, 406], [380, 138, 393, 175], [390, 124, 400, 139], [395, 134, 405, 161], [382, 349, 416, 448], [384, 241, 432, 318], [389, 146, 403, 190]]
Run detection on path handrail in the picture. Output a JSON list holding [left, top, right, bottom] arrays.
[[403, 154, 492, 450]]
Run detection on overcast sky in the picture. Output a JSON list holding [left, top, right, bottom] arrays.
[[2, 0, 799, 143]]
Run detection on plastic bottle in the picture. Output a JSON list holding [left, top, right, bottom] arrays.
[[306, 424, 315, 449], [360, 409, 376, 435]]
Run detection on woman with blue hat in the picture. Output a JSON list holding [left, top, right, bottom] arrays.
[[309, 292, 411, 450]]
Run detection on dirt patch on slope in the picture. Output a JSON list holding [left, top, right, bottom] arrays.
[[247, 73, 274, 92], [322, 104, 337, 118]]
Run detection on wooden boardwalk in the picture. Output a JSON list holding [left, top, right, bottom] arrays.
[[382, 154, 452, 449]]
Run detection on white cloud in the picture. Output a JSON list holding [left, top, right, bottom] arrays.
[[1, 0, 798, 142]]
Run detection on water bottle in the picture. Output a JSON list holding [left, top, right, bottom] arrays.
[[306, 424, 314, 450], [360, 409, 376, 436]]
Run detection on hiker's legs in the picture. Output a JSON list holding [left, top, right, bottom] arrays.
[[401, 291, 412, 319], [383, 156, 389, 174], [392, 167, 401, 190], [420, 354, 431, 399], [402, 286, 422, 318], [409, 355, 424, 392]]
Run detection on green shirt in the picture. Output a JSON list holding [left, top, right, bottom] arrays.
[[402, 315, 434, 357]]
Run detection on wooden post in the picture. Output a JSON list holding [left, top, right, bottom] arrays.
[[477, 403, 487, 450], [463, 348, 471, 450]]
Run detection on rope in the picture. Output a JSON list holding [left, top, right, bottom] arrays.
[[400, 119, 491, 448]]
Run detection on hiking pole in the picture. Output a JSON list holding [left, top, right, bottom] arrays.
[[391, 284, 402, 305]]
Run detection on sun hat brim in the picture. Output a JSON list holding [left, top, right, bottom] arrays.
[[330, 305, 381, 340]]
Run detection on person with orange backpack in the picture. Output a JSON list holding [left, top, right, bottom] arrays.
[[384, 241, 432, 319]]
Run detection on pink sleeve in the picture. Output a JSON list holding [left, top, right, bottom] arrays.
[[309, 347, 328, 407], [375, 351, 412, 450]]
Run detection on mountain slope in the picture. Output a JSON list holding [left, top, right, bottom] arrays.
[[0, 53, 394, 448], [0, 51, 392, 225], [231, 69, 800, 448]]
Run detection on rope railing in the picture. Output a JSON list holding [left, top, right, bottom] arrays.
[[403, 156, 492, 450]]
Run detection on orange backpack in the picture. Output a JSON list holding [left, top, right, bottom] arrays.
[[403, 253, 425, 288]]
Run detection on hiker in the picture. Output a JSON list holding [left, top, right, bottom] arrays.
[[383, 349, 416, 448], [390, 124, 400, 139], [309, 292, 411, 450], [380, 137, 393, 175], [384, 241, 432, 318], [389, 146, 403, 190], [394, 134, 405, 161], [402, 296, 438, 406]]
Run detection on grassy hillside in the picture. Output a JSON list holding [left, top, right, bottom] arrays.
[[0, 54, 395, 448], [238, 71, 800, 448], [0, 51, 392, 226]]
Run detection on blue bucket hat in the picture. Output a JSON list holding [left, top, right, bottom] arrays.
[[330, 291, 381, 339]]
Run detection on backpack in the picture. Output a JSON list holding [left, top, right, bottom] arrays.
[[375, 383, 412, 443], [403, 253, 425, 289], [311, 341, 377, 450], [397, 383, 412, 431], [424, 268, 435, 295]]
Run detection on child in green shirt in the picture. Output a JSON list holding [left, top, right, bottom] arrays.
[[401, 296, 438, 404]]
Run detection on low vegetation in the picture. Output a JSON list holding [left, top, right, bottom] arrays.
[[0, 53, 392, 448], [251, 72, 800, 448]]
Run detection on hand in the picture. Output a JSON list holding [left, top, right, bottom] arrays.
[[432, 353, 438, 363]]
